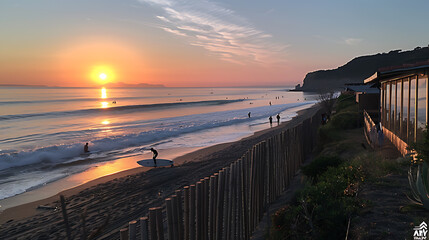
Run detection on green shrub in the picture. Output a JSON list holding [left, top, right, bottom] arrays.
[[339, 103, 359, 113], [317, 124, 341, 144], [335, 95, 356, 112], [298, 164, 363, 239], [301, 155, 343, 183], [271, 163, 364, 240], [330, 112, 359, 129], [337, 93, 353, 102], [271, 205, 309, 239], [317, 94, 359, 146], [408, 125, 429, 164]]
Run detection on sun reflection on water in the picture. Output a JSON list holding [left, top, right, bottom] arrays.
[[101, 102, 109, 108], [100, 87, 110, 108], [101, 87, 107, 99]]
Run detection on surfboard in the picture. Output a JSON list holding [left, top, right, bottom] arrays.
[[137, 159, 173, 167]]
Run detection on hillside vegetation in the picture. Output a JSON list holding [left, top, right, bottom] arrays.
[[296, 46, 429, 91]]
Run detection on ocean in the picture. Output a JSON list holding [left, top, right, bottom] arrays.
[[0, 87, 317, 209]]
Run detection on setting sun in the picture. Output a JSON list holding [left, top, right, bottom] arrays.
[[90, 65, 115, 85], [99, 73, 107, 80]]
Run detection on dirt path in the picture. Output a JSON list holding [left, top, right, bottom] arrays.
[[350, 143, 428, 240]]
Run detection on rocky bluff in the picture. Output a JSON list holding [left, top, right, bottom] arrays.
[[296, 46, 429, 92]]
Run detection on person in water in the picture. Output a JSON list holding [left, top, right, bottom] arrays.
[[84, 143, 89, 153], [150, 148, 158, 166], [269, 116, 273, 126], [276, 114, 280, 124], [248, 112, 251, 118]]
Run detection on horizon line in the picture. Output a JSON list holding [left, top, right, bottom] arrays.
[[0, 84, 295, 89]]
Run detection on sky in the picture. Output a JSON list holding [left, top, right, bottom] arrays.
[[1, 0, 429, 87]]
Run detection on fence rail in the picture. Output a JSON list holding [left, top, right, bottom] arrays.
[[119, 111, 321, 240], [363, 110, 376, 147]]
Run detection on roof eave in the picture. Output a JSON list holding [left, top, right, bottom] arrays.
[[364, 72, 379, 84]]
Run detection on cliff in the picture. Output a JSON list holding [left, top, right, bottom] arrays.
[[296, 46, 429, 92]]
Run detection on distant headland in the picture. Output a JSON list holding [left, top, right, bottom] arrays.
[[294, 46, 429, 92]]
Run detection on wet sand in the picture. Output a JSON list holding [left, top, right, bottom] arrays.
[[0, 104, 321, 239], [0, 146, 203, 211]]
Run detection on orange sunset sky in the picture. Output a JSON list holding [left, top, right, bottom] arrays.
[[1, 0, 429, 87]]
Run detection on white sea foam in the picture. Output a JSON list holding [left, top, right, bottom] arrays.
[[0, 102, 314, 171], [0, 87, 318, 201]]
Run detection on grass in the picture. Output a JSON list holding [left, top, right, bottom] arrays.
[[335, 94, 357, 112], [350, 154, 405, 182], [301, 155, 342, 183]]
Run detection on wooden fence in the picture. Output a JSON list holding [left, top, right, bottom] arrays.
[[363, 110, 376, 148], [119, 112, 321, 240]]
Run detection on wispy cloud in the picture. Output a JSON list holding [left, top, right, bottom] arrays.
[[162, 27, 188, 37], [344, 38, 363, 46], [138, 0, 287, 65], [314, 35, 363, 47]]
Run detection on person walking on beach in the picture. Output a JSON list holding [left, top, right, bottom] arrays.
[[269, 116, 273, 126], [150, 148, 158, 166], [248, 112, 251, 118], [84, 143, 89, 153], [276, 114, 280, 124]]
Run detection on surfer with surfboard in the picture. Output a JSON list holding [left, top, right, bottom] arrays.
[[137, 148, 173, 167], [150, 148, 158, 166]]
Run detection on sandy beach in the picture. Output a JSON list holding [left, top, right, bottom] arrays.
[[0, 104, 321, 239]]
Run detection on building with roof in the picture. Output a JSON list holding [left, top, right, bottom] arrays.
[[364, 63, 429, 155], [344, 83, 380, 114]]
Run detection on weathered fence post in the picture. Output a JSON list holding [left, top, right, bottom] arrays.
[[166, 198, 174, 240], [225, 164, 233, 240], [209, 175, 216, 240], [189, 184, 196, 240], [120, 228, 129, 240], [236, 159, 243, 240], [216, 169, 225, 240], [183, 186, 190, 240], [155, 207, 164, 240], [196, 181, 203, 240], [175, 189, 184, 240], [129, 220, 137, 240], [223, 167, 231, 239], [230, 162, 238, 240], [140, 217, 149, 240], [171, 195, 179, 239], [149, 208, 158, 240], [204, 177, 210, 240], [242, 152, 249, 240]]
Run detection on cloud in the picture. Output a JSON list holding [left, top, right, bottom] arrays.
[[162, 27, 187, 37], [143, 0, 172, 6], [344, 38, 363, 46], [314, 35, 364, 47], [138, 0, 287, 65], [156, 15, 171, 23]]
